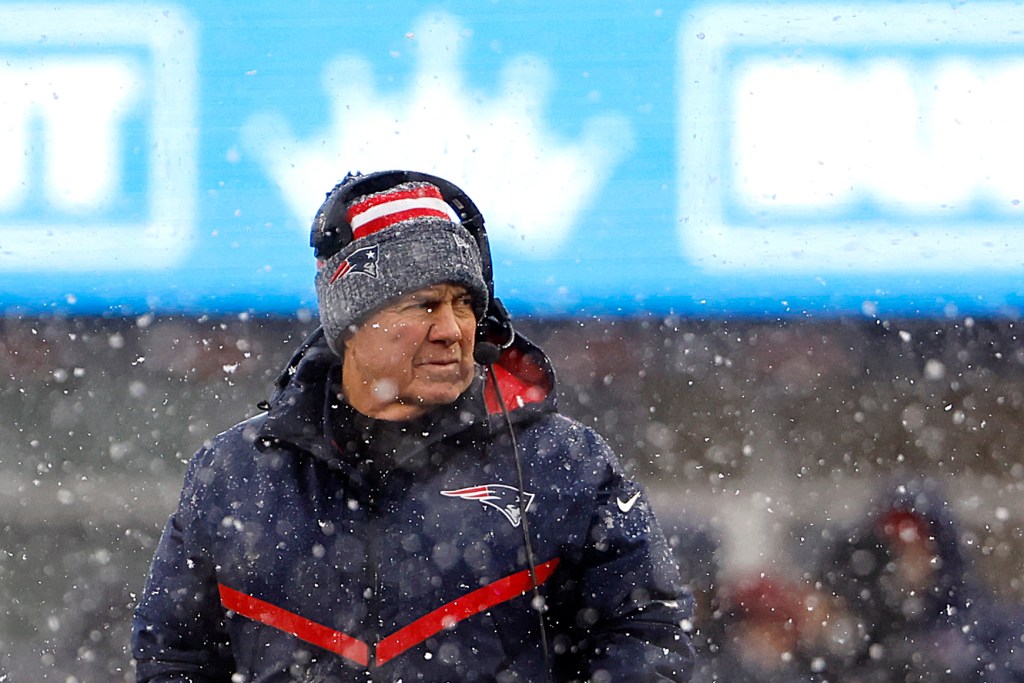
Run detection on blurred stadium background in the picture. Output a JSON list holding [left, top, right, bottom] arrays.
[[3, 2, 1024, 679]]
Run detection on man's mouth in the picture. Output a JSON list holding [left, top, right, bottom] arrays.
[[419, 358, 460, 367]]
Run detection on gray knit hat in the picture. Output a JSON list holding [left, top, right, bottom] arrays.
[[314, 180, 488, 354]]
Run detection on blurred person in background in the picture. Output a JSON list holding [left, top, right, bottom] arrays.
[[819, 476, 1024, 682], [131, 170, 694, 682], [712, 573, 829, 683]]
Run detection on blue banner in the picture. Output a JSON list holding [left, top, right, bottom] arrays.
[[2, 1, 1023, 318]]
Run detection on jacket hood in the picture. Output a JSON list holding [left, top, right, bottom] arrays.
[[256, 326, 558, 465]]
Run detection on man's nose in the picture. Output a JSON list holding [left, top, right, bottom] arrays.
[[428, 302, 464, 341]]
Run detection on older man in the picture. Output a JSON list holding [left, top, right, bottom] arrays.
[[132, 170, 694, 682]]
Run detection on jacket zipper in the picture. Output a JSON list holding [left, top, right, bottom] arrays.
[[366, 490, 382, 678]]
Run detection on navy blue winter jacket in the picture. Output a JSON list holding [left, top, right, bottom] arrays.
[[132, 329, 694, 682]]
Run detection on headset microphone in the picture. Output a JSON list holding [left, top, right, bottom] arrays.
[[473, 341, 502, 365]]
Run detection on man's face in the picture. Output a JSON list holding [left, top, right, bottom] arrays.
[[342, 283, 478, 420]]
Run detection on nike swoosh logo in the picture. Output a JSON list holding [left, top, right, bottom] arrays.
[[616, 491, 642, 513]]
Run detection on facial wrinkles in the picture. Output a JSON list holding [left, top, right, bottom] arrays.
[[342, 284, 476, 419], [354, 321, 414, 401]]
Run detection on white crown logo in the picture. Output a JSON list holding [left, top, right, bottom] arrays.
[[241, 11, 633, 256]]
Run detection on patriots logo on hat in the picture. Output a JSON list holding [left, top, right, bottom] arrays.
[[441, 484, 535, 528], [329, 244, 379, 283]]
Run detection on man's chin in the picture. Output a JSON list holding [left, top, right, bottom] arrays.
[[409, 379, 471, 407]]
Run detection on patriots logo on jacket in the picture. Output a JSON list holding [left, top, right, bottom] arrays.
[[441, 485, 535, 528], [329, 245, 379, 283]]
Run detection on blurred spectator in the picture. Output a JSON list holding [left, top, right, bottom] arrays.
[[713, 573, 825, 682], [662, 517, 869, 682], [819, 476, 1024, 682]]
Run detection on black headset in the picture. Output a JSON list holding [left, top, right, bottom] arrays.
[[310, 169, 514, 364]]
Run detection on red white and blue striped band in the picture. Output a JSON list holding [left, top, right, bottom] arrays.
[[344, 184, 456, 240]]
